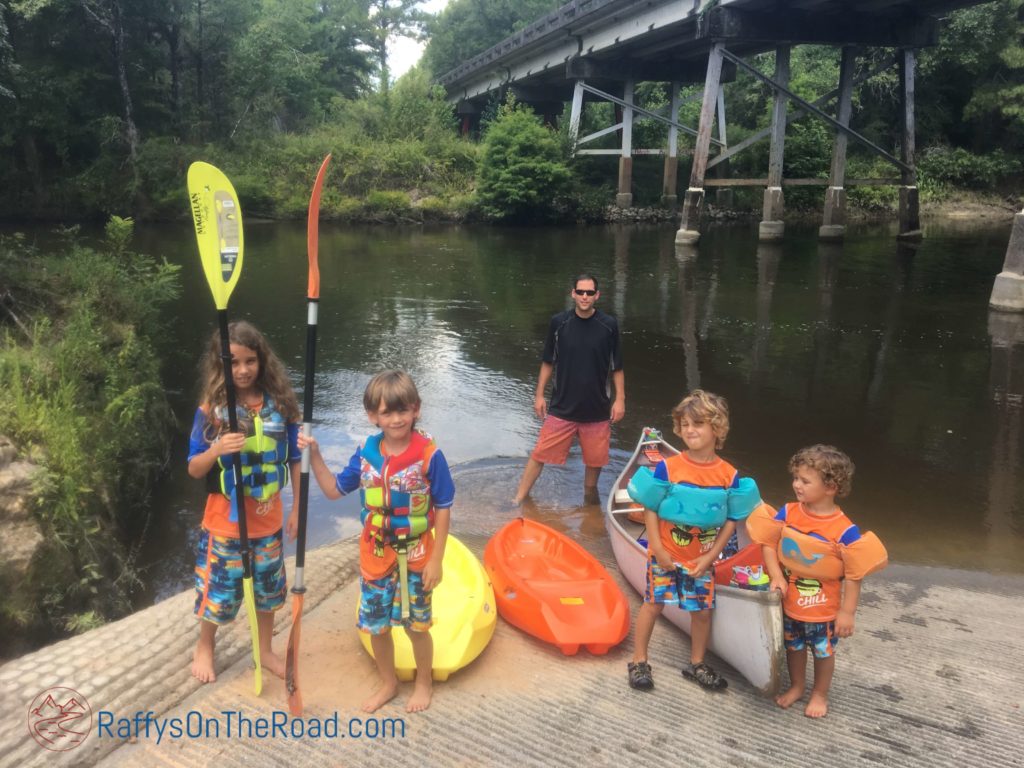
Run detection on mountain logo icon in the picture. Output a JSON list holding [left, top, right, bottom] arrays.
[[27, 686, 93, 752]]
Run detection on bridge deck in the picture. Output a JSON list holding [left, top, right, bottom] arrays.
[[441, 0, 994, 103]]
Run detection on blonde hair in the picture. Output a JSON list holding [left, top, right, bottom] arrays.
[[789, 445, 855, 498], [364, 370, 421, 413], [198, 321, 300, 432], [672, 389, 730, 449]]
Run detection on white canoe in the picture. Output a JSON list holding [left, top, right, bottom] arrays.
[[605, 428, 785, 696]]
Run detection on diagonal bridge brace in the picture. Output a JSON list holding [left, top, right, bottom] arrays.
[[719, 48, 911, 175], [708, 53, 895, 170], [578, 82, 726, 149]]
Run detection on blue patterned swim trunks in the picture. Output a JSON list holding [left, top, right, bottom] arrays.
[[194, 528, 286, 624], [645, 556, 715, 611], [783, 615, 839, 658], [358, 568, 433, 635]]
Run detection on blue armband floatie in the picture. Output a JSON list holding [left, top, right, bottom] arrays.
[[626, 467, 671, 511], [726, 477, 761, 522], [659, 484, 729, 528]]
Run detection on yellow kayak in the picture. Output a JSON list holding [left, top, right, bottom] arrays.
[[358, 535, 496, 681]]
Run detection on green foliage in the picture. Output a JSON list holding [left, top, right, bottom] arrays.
[[918, 146, 1022, 192], [476, 97, 570, 222], [0, 220, 179, 642], [64, 610, 104, 634], [226, 0, 327, 136], [364, 189, 411, 215], [423, 0, 562, 77], [555, 184, 613, 224], [3, 0, 1024, 219]]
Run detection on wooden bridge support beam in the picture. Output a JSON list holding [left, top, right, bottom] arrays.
[[820, 46, 857, 241], [617, 80, 635, 208], [714, 85, 733, 209], [759, 46, 790, 242], [677, 43, 725, 245], [662, 82, 681, 208], [898, 49, 922, 240]]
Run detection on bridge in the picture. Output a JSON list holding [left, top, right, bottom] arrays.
[[439, 0, 995, 245], [440, 0, 1024, 312]]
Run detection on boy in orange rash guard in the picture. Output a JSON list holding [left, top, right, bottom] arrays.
[[754, 445, 886, 718], [627, 390, 749, 692]]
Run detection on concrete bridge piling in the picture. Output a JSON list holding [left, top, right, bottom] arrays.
[[990, 212, 1024, 313]]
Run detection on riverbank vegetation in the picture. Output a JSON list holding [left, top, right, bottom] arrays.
[[0, 219, 179, 650], [2, 1, 1023, 223]]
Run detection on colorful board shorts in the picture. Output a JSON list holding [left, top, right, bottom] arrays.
[[530, 415, 611, 467], [358, 568, 433, 635], [783, 616, 839, 658], [644, 556, 715, 611], [194, 528, 287, 624]]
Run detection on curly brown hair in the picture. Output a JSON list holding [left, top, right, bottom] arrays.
[[788, 445, 855, 498], [671, 389, 730, 449], [197, 321, 299, 434]]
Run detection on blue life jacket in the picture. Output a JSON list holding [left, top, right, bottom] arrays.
[[627, 466, 761, 529]]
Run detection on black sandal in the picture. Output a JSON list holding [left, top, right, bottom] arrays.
[[682, 662, 728, 690], [627, 661, 654, 691]]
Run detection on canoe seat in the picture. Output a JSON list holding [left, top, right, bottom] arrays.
[[614, 489, 633, 506]]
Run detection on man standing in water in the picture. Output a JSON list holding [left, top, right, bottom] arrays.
[[514, 273, 625, 505]]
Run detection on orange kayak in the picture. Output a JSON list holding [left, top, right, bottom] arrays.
[[484, 518, 630, 655]]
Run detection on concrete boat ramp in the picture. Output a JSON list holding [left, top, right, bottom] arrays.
[[1, 532, 1022, 767]]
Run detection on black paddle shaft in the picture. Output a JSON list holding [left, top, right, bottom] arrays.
[[295, 304, 318, 575], [218, 310, 253, 579]]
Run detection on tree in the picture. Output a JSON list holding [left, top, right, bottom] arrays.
[[365, 0, 428, 93], [0, 2, 14, 99], [227, 0, 324, 135], [311, 0, 374, 100], [423, 0, 561, 78], [78, 0, 143, 199], [476, 97, 570, 221], [958, 1, 1024, 147]]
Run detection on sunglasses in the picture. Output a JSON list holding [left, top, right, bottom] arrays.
[[574, 289, 597, 296]]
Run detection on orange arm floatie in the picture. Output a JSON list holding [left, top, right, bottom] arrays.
[[745, 502, 782, 547], [841, 530, 888, 580]]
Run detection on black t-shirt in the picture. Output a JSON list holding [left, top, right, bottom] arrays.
[[542, 309, 623, 423]]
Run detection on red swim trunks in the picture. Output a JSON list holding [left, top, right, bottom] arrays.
[[530, 415, 610, 467]]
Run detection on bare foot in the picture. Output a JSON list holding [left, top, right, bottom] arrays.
[[362, 681, 399, 713], [775, 685, 805, 709], [406, 680, 432, 713], [804, 691, 829, 718], [261, 649, 286, 679], [191, 641, 216, 683]]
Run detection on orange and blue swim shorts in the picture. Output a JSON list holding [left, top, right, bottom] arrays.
[[645, 556, 715, 611], [194, 527, 286, 624], [783, 616, 839, 658]]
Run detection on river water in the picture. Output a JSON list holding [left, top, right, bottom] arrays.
[[128, 217, 1024, 602]]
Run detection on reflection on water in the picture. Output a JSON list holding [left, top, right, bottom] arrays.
[[124, 217, 1023, 600]]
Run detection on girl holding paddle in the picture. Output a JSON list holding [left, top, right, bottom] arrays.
[[187, 321, 302, 684]]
